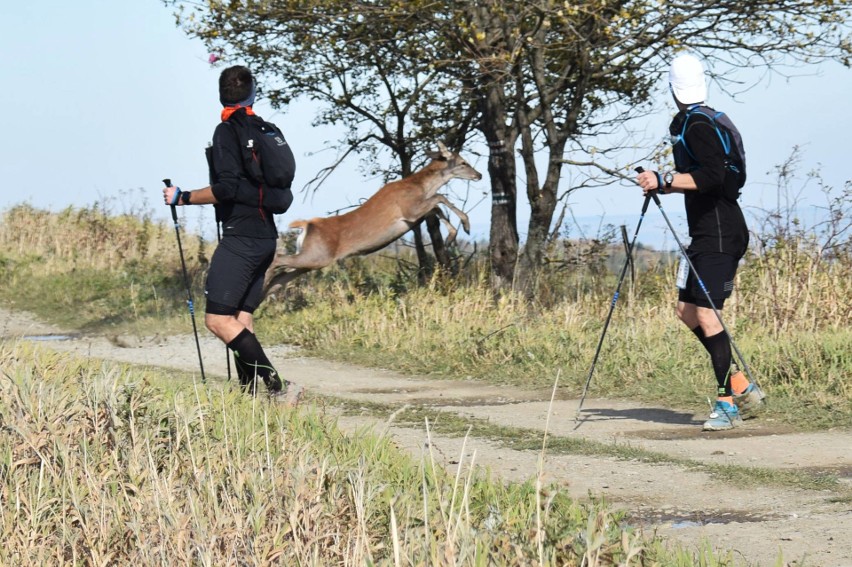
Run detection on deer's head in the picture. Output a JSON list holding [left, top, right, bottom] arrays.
[[426, 141, 483, 182]]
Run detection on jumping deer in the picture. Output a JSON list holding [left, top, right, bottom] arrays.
[[263, 142, 482, 296]]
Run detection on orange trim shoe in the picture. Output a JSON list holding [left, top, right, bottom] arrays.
[[733, 382, 766, 418]]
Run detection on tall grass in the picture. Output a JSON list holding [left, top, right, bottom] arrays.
[[738, 150, 852, 335], [0, 202, 185, 271], [0, 203, 209, 333], [0, 341, 735, 565]]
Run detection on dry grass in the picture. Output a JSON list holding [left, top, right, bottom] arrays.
[[1, 341, 716, 566], [0, 204, 209, 333], [0, 203, 197, 272]]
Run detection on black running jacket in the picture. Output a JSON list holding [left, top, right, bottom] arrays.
[[670, 108, 749, 258]]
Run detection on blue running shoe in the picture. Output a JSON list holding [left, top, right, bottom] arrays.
[[703, 399, 743, 431]]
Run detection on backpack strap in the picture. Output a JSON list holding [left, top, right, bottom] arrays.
[[676, 105, 737, 170]]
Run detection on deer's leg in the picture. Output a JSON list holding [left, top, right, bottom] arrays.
[[403, 194, 470, 235], [428, 207, 459, 244], [432, 194, 470, 234], [263, 266, 310, 299]]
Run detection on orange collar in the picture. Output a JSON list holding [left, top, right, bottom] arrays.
[[221, 105, 255, 122]]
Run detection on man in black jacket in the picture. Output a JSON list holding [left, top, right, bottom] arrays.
[[163, 65, 301, 405], [636, 53, 764, 431]]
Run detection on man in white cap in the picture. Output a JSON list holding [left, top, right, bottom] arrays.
[[636, 53, 765, 431]]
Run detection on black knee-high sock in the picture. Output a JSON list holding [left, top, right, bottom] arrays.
[[691, 325, 708, 348], [232, 352, 255, 393], [702, 330, 733, 397], [227, 329, 282, 393]]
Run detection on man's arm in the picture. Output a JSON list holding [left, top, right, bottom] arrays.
[[636, 170, 698, 195], [162, 185, 218, 206], [661, 171, 698, 194], [681, 119, 728, 194]]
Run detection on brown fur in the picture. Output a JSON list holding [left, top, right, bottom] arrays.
[[263, 142, 481, 297]]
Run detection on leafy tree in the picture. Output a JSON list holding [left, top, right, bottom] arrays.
[[169, 0, 479, 280], [435, 0, 851, 289], [167, 0, 851, 291]]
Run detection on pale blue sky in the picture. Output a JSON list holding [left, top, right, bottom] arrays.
[[1, 1, 849, 249]]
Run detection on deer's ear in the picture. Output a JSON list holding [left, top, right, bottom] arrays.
[[437, 141, 452, 158], [425, 149, 443, 160]]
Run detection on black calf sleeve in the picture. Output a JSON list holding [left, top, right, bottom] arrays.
[[227, 328, 282, 393], [703, 330, 733, 397], [232, 351, 256, 394]]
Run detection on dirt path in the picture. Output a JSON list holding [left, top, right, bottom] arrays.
[[3, 309, 850, 566]]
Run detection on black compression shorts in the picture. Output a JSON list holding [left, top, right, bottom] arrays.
[[204, 235, 276, 315], [677, 251, 741, 309]]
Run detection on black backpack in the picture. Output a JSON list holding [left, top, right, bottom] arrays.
[[226, 109, 295, 215], [674, 105, 746, 197]]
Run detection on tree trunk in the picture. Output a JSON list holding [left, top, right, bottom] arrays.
[[425, 213, 454, 275], [516, 142, 564, 292], [411, 221, 434, 284], [517, 190, 557, 292], [488, 141, 519, 289], [480, 84, 519, 291]]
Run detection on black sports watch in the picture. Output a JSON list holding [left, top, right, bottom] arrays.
[[663, 171, 674, 192], [180, 190, 192, 205]]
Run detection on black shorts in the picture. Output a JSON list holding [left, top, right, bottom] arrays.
[[677, 251, 740, 309], [204, 236, 276, 315]]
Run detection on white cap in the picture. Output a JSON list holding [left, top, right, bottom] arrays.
[[669, 54, 706, 105]]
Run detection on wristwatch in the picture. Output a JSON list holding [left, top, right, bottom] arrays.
[[663, 171, 674, 192], [180, 190, 192, 205]]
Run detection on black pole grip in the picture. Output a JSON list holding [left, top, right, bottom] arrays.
[[633, 167, 654, 212], [163, 178, 178, 222]]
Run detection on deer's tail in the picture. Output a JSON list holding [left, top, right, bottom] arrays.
[[286, 220, 311, 254]]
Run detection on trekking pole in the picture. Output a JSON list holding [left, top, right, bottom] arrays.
[[575, 189, 653, 422], [163, 178, 207, 383], [637, 167, 758, 388]]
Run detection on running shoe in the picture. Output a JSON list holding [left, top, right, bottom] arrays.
[[270, 382, 304, 408], [703, 399, 743, 431], [734, 381, 766, 417]]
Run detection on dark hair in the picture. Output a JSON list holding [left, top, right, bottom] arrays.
[[219, 65, 254, 105]]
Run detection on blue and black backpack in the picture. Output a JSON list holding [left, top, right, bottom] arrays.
[[673, 105, 746, 199]]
